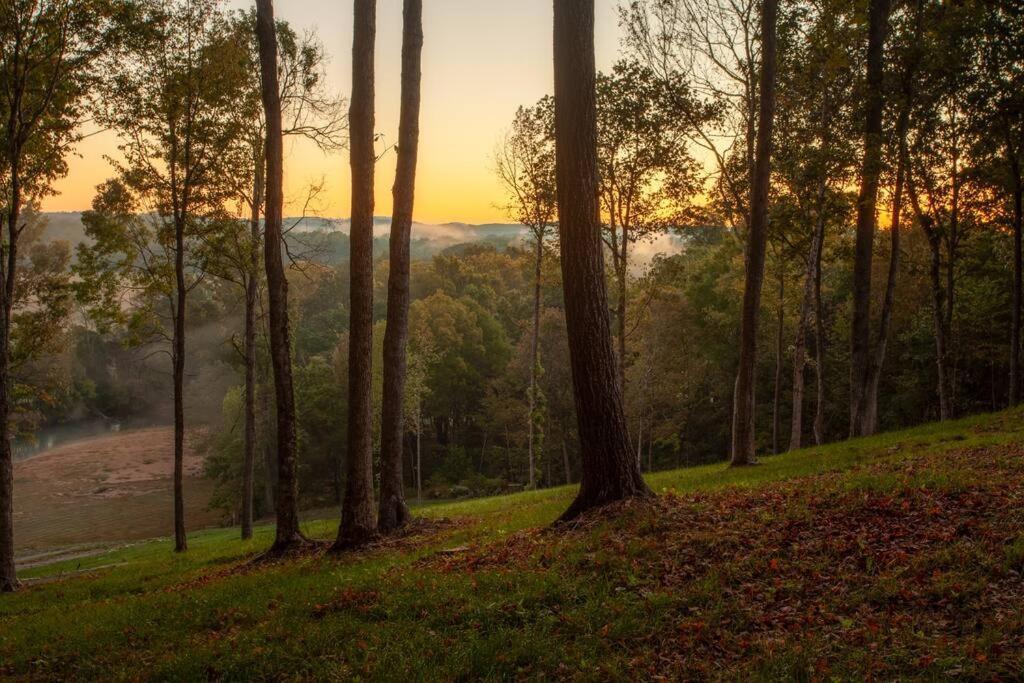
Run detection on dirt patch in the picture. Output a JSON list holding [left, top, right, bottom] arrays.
[[13, 427, 221, 560]]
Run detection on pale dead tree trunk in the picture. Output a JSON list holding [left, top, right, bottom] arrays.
[[771, 264, 784, 455], [553, 0, 650, 522], [337, 0, 379, 549], [256, 0, 305, 552], [241, 153, 264, 541], [730, 0, 778, 466], [526, 233, 545, 489], [378, 0, 423, 534], [789, 183, 826, 451], [849, 0, 892, 437]]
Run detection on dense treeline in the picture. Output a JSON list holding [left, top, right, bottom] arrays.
[[0, 0, 1020, 589]]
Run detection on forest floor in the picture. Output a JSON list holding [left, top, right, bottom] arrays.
[[3, 410, 1024, 680], [12, 427, 219, 560]]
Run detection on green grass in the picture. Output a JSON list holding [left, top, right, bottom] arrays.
[[3, 409, 1024, 681]]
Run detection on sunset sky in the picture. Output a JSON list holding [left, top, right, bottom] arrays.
[[46, 0, 625, 225]]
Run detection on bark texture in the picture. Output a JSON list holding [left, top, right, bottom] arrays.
[[173, 215, 187, 553], [730, 0, 778, 466], [256, 0, 305, 551], [553, 0, 650, 522], [849, 0, 892, 437], [241, 153, 263, 541], [337, 0, 379, 549], [378, 0, 423, 534]]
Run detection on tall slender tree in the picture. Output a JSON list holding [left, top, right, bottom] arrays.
[[848, 0, 893, 437], [553, 0, 650, 522], [378, 0, 423, 534], [730, 0, 778, 466], [336, 0, 378, 549], [255, 0, 306, 552]]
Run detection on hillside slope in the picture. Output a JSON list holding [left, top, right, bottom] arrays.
[[2, 411, 1023, 680]]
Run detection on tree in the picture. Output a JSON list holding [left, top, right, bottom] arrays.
[[730, 0, 778, 465], [848, 0, 893, 437], [336, 0, 378, 550], [620, 0, 759, 235], [595, 61, 708, 390], [88, 0, 247, 553], [255, 0, 307, 552], [206, 10, 344, 540], [552, 0, 650, 522], [495, 100, 556, 489], [378, 0, 423, 534], [0, 0, 117, 593]]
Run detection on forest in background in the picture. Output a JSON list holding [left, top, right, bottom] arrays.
[[6, 0, 1018, 518]]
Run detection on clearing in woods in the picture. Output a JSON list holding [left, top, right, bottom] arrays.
[[12, 427, 219, 566]]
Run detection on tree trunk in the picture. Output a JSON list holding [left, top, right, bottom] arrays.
[[256, 0, 305, 552], [861, 120, 908, 435], [926, 228, 952, 420], [337, 0, 379, 550], [813, 250, 826, 446], [789, 189, 826, 451], [173, 214, 188, 553], [730, 0, 778, 466], [241, 158, 264, 541], [553, 0, 650, 522], [1011, 159, 1023, 406], [378, 0, 422, 534], [526, 234, 543, 490], [617, 236, 628, 392], [772, 265, 784, 455], [0, 160, 21, 592], [849, 0, 892, 437]]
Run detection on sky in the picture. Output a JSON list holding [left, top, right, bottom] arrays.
[[46, 0, 626, 225]]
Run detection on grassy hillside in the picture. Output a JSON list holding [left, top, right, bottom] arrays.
[[3, 410, 1024, 680]]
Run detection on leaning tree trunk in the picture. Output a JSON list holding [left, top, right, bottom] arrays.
[[849, 0, 892, 437], [173, 215, 188, 554], [337, 0, 379, 549], [730, 0, 778, 466], [526, 233, 544, 489], [0, 169, 21, 592], [241, 156, 264, 541], [553, 0, 650, 522], [378, 0, 422, 534], [256, 0, 305, 552]]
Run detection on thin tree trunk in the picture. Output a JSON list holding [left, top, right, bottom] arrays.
[[849, 0, 892, 437], [553, 0, 650, 522], [1011, 160, 1023, 406], [813, 225, 827, 446], [378, 0, 422, 534], [861, 123, 907, 435], [337, 0, 379, 549], [256, 0, 305, 552], [0, 158, 21, 592], [258, 365, 276, 512], [173, 214, 187, 553], [618, 237, 628, 392], [730, 0, 778, 466], [772, 265, 784, 455], [927, 229, 952, 420], [241, 160, 263, 541], [790, 188, 826, 451], [527, 234, 543, 489]]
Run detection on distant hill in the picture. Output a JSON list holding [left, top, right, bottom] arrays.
[[36, 212, 529, 265]]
